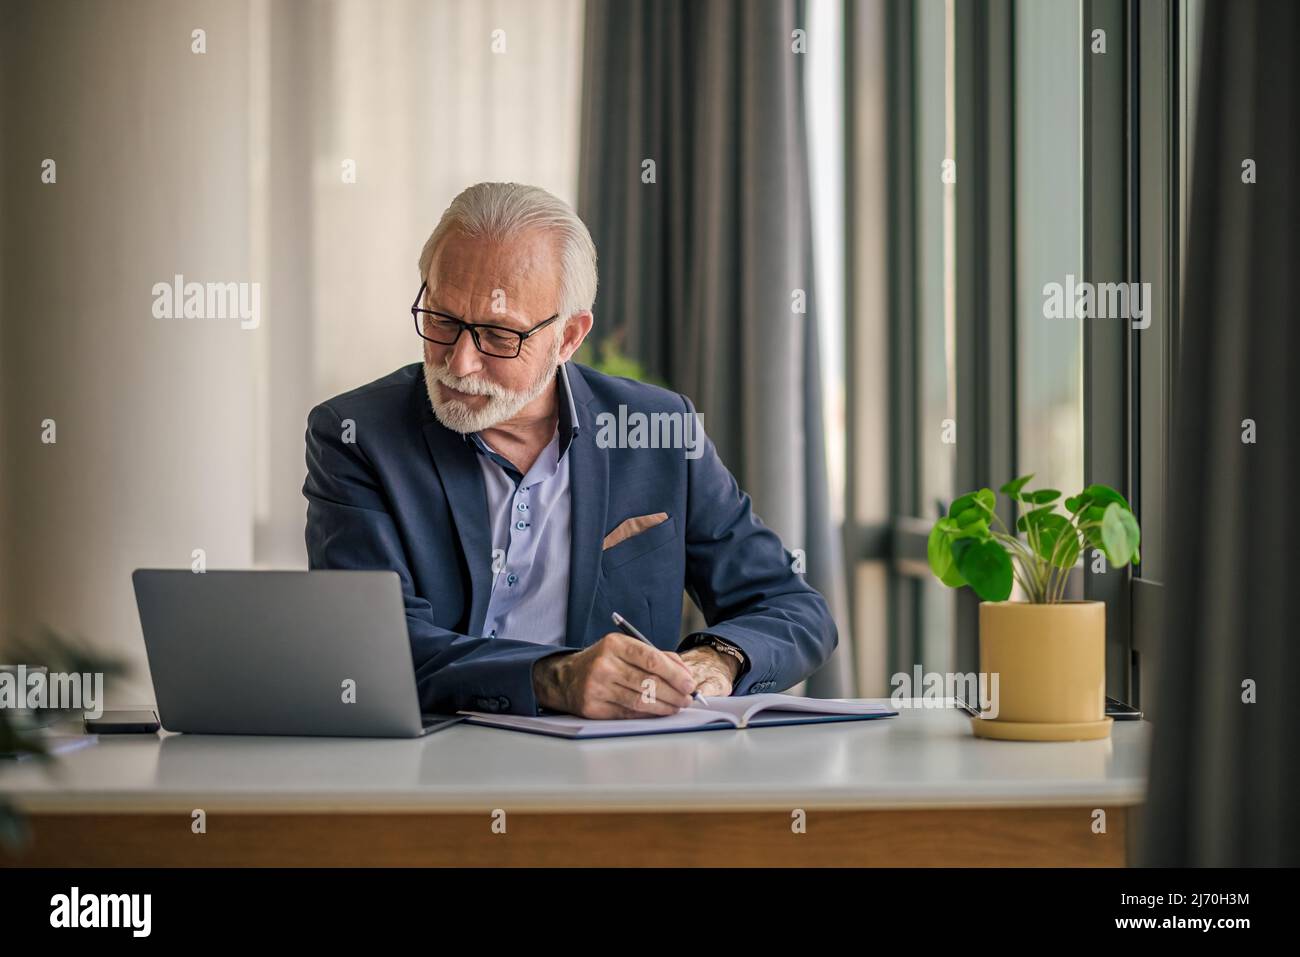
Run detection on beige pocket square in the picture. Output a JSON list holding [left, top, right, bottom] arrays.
[[602, 512, 669, 550]]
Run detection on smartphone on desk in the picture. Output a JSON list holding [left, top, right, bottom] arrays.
[[84, 710, 161, 734], [954, 697, 1143, 720], [1105, 696, 1143, 720]]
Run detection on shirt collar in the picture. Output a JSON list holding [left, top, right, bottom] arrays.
[[462, 361, 581, 461]]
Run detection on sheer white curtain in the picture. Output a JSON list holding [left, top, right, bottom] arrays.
[[250, 0, 585, 567], [0, 0, 582, 707]]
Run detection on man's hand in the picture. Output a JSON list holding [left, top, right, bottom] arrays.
[[532, 633, 698, 718], [679, 645, 740, 698]]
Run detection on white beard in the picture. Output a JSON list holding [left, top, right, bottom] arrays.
[[423, 336, 563, 434]]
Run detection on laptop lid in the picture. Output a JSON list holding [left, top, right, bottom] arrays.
[[132, 569, 425, 738]]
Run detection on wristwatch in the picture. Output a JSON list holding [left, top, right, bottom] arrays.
[[680, 633, 749, 679]]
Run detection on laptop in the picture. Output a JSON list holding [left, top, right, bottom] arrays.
[[132, 569, 465, 738]]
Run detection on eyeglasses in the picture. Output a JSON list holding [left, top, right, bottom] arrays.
[[411, 281, 560, 358]]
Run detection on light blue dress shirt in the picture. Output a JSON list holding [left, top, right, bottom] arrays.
[[468, 363, 580, 647]]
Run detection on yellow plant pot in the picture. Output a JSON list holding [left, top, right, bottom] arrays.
[[971, 600, 1113, 741]]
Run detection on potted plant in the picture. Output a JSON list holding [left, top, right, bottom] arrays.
[[1, 628, 125, 852], [927, 476, 1140, 741]]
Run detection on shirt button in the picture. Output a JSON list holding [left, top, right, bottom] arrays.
[[506, 574, 518, 586], [515, 520, 528, 530], [517, 502, 528, 512], [488, 629, 497, 639]]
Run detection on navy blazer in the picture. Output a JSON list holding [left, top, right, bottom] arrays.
[[303, 361, 837, 715]]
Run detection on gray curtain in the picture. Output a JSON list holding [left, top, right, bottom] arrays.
[[1141, 0, 1298, 865], [577, 0, 852, 696]]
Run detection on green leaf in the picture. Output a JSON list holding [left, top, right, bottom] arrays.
[[948, 493, 977, 519], [1033, 513, 1080, 569], [573, 340, 668, 387], [949, 488, 995, 520], [1101, 503, 1141, 566], [953, 537, 1014, 602], [1016, 505, 1054, 532], [938, 564, 966, 588], [999, 474, 1035, 498], [927, 521, 966, 588], [0, 802, 33, 854], [955, 505, 990, 542], [1084, 484, 1130, 510], [1025, 488, 1060, 505]]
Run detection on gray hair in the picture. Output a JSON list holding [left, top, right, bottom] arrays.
[[418, 182, 598, 321]]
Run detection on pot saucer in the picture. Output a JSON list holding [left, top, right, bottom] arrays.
[[970, 716, 1113, 741]]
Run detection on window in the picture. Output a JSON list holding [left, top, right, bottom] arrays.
[[844, 0, 1200, 700], [915, 0, 956, 676], [1014, 0, 1084, 543]]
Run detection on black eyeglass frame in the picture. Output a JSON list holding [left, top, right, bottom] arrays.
[[411, 280, 561, 358]]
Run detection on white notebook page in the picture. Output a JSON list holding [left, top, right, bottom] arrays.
[[461, 694, 896, 736]]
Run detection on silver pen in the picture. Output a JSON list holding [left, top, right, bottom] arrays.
[[610, 611, 705, 705]]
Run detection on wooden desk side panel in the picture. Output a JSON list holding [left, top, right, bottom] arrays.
[[0, 807, 1127, 867]]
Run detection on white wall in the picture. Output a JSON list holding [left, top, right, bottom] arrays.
[[1, 0, 255, 705]]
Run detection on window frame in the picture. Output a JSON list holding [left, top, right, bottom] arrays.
[[843, 0, 1189, 702]]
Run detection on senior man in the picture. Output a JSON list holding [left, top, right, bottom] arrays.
[[303, 182, 836, 718]]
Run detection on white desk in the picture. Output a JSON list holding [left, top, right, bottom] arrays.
[[0, 703, 1148, 866]]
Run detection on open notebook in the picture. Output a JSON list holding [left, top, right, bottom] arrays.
[[458, 693, 898, 739]]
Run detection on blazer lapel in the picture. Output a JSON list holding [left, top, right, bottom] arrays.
[[564, 369, 609, 649], [422, 419, 492, 635]]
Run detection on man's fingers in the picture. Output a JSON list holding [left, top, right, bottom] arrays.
[[608, 665, 693, 710], [585, 637, 690, 707], [624, 659, 695, 706], [597, 669, 684, 715], [611, 635, 695, 696]]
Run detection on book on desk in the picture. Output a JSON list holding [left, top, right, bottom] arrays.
[[458, 693, 898, 739]]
